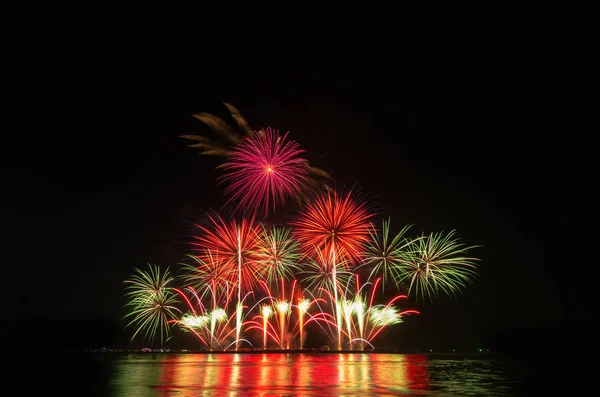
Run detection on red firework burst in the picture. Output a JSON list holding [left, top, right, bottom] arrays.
[[220, 127, 309, 216], [292, 190, 374, 266], [191, 214, 264, 296]]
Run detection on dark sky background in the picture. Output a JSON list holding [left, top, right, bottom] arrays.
[[4, 61, 593, 352]]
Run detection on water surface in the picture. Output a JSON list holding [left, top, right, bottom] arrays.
[[66, 352, 576, 396]]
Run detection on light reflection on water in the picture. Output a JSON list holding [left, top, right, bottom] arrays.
[[107, 353, 517, 396]]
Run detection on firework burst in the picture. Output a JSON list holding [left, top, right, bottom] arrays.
[[256, 226, 301, 286], [220, 128, 309, 216], [300, 247, 352, 295], [117, 104, 484, 352], [292, 189, 373, 264], [191, 214, 263, 296], [170, 284, 240, 351], [342, 276, 419, 350], [123, 264, 180, 347], [246, 279, 330, 350], [179, 252, 231, 301], [180, 103, 332, 203], [395, 230, 480, 300], [361, 219, 416, 288], [191, 214, 263, 349], [293, 189, 372, 349]]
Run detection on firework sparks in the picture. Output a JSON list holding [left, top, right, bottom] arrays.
[[220, 128, 310, 216], [182, 313, 209, 328], [293, 189, 373, 349], [299, 247, 352, 295], [191, 214, 263, 350], [246, 279, 330, 350], [180, 103, 332, 202], [361, 219, 415, 288], [179, 252, 231, 301], [369, 306, 403, 327], [261, 304, 272, 349], [275, 299, 291, 349], [118, 105, 484, 352], [256, 226, 301, 286], [297, 298, 310, 349], [293, 189, 373, 264], [345, 276, 419, 350], [395, 230, 480, 300], [123, 264, 180, 348]]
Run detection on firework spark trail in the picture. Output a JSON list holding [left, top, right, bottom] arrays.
[[191, 214, 263, 350], [353, 276, 419, 349], [120, 104, 483, 351], [360, 219, 416, 289], [180, 103, 332, 203], [300, 247, 352, 295], [297, 298, 310, 349], [246, 279, 331, 350], [294, 289, 337, 343], [395, 230, 480, 300], [178, 252, 238, 350], [179, 252, 231, 301], [220, 128, 309, 216], [261, 304, 272, 349], [265, 278, 297, 349], [292, 190, 373, 264], [256, 226, 301, 286], [172, 286, 234, 350], [293, 190, 373, 349], [123, 264, 181, 348]]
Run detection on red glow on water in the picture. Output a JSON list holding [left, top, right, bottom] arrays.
[[140, 353, 431, 395]]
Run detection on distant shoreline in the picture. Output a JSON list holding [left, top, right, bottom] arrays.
[[68, 348, 496, 355]]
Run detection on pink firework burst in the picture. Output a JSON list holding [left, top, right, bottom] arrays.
[[220, 127, 309, 216]]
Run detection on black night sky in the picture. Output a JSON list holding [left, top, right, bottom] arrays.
[[5, 61, 593, 354]]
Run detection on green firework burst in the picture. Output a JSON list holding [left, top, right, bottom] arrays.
[[257, 226, 301, 286], [360, 218, 415, 288], [123, 264, 181, 347], [300, 247, 353, 297], [395, 230, 480, 300]]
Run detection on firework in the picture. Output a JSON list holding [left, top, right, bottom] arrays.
[[299, 248, 355, 349], [171, 285, 251, 351], [300, 247, 352, 296], [123, 264, 180, 348], [297, 298, 310, 349], [361, 219, 415, 288], [245, 279, 330, 350], [220, 128, 309, 216], [263, 278, 297, 350], [180, 103, 332, 202], [293, 189, 373, 349], [275, 299, 291, 349], [117, 104, 484, 352], [293, 189, 373, 264], [191, 214, 263, 350], [368, 306, 404, 327], [343, 276, 419, 350], [261, 304, 272, 349], [395, 230, 480, 300], [256, 226, 301, 286], [179, 252, 230, 301]]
